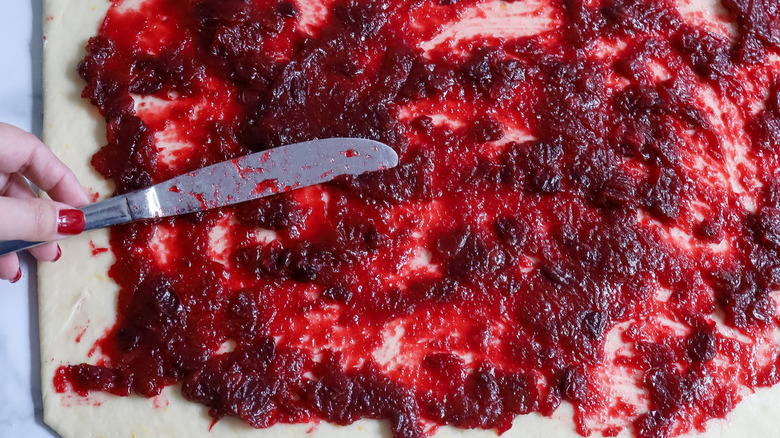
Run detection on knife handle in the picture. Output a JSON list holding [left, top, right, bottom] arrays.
[[0, 196, 134, 257], [0, 240, 46, 257]]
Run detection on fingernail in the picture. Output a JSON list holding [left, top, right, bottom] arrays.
[[57, 209, 85, 235], [10, 268, 21, 284], [53, 244, 62, 262]]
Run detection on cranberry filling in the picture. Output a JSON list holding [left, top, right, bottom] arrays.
[[57, 1, 780, 437]]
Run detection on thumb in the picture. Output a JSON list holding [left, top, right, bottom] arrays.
[[0, 197, 85, 242]]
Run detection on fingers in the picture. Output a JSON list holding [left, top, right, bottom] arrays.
[[0, 125, 89, 283], [0, 122, 89, 208], [28, 242, 61, 263], [0, 196, 85, 242], [0, 254, 21, 282], [2, 173, 64, 262]]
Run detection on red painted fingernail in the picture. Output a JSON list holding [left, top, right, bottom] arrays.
[[57, 209, 85, 235], [53, 244, 62, 262], [10, 268, 21, 284]]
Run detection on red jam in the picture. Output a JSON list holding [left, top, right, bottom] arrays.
[[58, 1, 780, 437]]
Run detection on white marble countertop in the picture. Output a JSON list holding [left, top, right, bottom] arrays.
[[0, 0, 61, 436]]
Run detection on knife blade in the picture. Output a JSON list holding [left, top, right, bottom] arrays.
[[0, 137, 398, 256]]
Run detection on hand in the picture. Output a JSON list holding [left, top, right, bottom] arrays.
[[0, 123, 90, 282]]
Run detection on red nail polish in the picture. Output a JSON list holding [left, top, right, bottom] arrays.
[[10, 268, 21, 284], [57, 209, 86, 235], [53, 244, 62, 262]]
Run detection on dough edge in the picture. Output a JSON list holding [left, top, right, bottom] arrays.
[[37, 0, 780, 437]]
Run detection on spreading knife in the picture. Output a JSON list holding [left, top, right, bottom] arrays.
[[0, 137, 398, 256]]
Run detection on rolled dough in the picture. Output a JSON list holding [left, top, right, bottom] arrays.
[[38, 0, 780, 437]]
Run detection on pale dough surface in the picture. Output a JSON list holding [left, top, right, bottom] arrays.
[[39, 0, 780, 437]]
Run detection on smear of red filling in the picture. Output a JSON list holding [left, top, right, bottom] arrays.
[[90, 241, 109, 256], [57, 1, 780, 437]]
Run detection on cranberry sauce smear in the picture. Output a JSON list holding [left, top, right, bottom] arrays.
[[59, 0, 780, 437]]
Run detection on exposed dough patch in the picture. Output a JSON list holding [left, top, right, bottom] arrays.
[[420, 0, 559, 54]]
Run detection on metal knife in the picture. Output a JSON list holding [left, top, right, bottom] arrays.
[[0, 138, 398, 256]]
